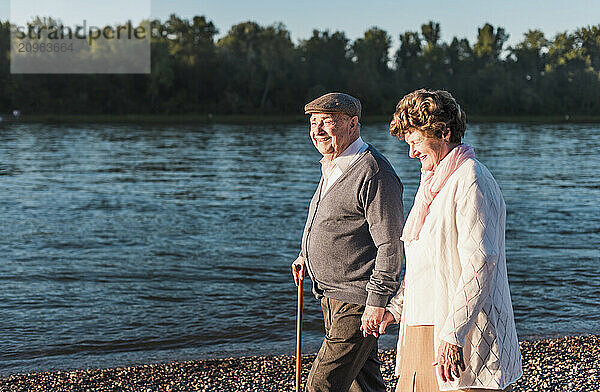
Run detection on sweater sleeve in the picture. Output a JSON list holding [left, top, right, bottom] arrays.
[[362, 169, 404, 307], [439, 180, 503, 347]]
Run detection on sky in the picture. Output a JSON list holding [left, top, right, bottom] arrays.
[[2, 0, 600, 48]]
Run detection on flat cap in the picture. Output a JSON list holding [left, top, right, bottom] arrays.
[[304, 92, 362, 119]]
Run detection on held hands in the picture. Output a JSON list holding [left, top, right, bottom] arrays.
[[360, 310, 396, 337], [433, 341, 466, 382], [359, 306, 391, 338], [291, 256, 306, 286]]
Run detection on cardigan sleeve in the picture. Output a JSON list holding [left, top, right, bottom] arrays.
[[439, 180, 503, 347], [362, 169, 405, 307]]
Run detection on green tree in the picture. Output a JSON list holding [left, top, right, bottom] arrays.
[[155, 15, 219, 113], [470, 24, 511, 114], [1, 15, 600, 117], [574, 25, 600, 71], [352, 27, 391, 74], [511, 29, 548, 75], [474, 23, 509, 63], [217, 21, 296, 113], [148, 22, 176, 112], [394, 31, 423, 88], [544, 29, 600, 113], [351, 27, 393, 113], [420, 21, 449, 88], [256, 23, 296, 112], [0, 21, 11, 112], [297, 30, 352, 100], [421, 21, 441, 50], [504, 30, 549, 113]]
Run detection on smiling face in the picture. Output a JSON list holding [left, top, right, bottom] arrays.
[[310, 113, 359, 161], [404, 129, 453, 172]]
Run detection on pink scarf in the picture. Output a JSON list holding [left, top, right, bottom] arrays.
[[401, 144, 475, 243]]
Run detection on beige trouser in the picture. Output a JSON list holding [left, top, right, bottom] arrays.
[[395, 325, 512, 392]]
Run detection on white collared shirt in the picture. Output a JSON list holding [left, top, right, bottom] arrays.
[[320, 137, 368, 193]]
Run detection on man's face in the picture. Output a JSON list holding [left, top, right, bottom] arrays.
[[310, 113, 358, 160]]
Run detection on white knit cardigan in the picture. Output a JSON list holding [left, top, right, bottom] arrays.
[[387, 158, 523, 391]]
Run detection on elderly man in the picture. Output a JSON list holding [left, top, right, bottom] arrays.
[[291, 92, 404, 392]]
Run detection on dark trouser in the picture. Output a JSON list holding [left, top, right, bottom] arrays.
[[305, 297, 386, 392]]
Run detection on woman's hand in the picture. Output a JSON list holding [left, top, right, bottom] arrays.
[[434, 341, 466, 382], [378, 311, 396, 335]]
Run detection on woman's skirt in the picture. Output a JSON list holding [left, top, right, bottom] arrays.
[[395, 325, 512, 392]]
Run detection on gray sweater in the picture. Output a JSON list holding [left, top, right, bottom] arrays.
[[300, 146, 404, 307]]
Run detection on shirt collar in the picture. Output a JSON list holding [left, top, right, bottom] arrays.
[[331, 137, 366, 172]]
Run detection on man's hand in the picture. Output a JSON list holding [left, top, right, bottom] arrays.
[[433, 341, 466, 382], [360, 305, 385, 337], [291, 256, 306, 286]]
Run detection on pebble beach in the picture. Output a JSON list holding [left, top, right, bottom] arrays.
[[1, 335, 598, 392]]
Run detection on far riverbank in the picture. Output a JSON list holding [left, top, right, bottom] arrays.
[[2, 113, 600, 125], [1, 335, 598, 391]]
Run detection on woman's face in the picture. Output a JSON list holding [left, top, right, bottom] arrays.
[[404, 130, 452, 172]]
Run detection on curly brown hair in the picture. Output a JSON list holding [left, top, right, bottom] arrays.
[[389, 89, 466, 143]]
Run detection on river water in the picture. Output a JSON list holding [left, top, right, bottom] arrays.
[[0, 122, 598, 375]]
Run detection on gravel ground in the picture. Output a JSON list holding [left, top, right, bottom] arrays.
[[1, 335, 598, 392]]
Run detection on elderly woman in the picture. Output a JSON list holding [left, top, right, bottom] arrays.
[[372, 89, 522, 392]]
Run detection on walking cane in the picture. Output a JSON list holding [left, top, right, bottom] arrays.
[[295, 264, 304, 392]]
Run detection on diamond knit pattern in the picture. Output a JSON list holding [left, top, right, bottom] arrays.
[[389, 159, 522, 391], [438, 163, 522, 390]]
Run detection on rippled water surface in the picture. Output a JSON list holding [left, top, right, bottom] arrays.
[[0, 122, 598, 375]]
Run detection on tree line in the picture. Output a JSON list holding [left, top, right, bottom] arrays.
[[0, 15, 599, 117]]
